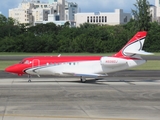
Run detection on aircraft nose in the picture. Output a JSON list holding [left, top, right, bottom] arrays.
[[5, 64, 24, 76], [5, 66, 15, 73], [5, 64, 21, 74]]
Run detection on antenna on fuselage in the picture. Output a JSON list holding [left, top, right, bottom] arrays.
[[58, 54, 61, 57]]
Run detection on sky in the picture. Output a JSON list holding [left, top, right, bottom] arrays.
[[0, 0, 155, 17]]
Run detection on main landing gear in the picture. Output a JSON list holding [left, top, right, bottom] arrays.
[[80, 77, 86, 83], [28, 75, 32, 82]]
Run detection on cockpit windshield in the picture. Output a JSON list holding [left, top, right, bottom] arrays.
[[20, 60, 30, 64]]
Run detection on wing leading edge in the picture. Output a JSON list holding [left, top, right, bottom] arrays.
[[62, 72, 108, 78]]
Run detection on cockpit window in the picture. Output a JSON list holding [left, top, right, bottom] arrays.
[[20, 60, 30, 64]]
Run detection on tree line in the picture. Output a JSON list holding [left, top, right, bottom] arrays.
[[0, 0, 160, 53]]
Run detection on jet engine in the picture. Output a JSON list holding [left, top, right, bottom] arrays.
[[100, 57, 127, 67]]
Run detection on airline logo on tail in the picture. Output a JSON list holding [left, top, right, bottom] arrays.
[[113, 31, 152, 58]]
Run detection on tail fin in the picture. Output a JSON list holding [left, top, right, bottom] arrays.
[[113, 31, 153, 58]]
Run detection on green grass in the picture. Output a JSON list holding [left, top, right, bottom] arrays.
[[0, 52, 115, 56], [151, 52, 160, 56], [0, 52, 160, 56], [0, 61, 19, 71], [0, 60, 160, 71], [129, 60, 160, 70]]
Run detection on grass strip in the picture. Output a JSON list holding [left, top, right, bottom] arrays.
[[0, 52, 160, 56], [0, 61, 19, 70], [0, 52, 113, 56], [129, 60, 160, 70]]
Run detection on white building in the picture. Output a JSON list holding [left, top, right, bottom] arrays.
[[34, 13, 66, 26], [75, 9, 131, 27], [155, 0, 160, 22], [150, 5, 157, 22], [65, 1, 78, 21], [9, 0, 133, 27], [9, 1, 34, 24], [9, 0, 76, 26], [155, 0, 160, 16], [32, 1, 50, 22], [50, 0, 65, 21], [148, 0, 160, 22]]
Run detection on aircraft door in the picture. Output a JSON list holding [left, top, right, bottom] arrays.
[[31, 59, 40, 75], [32, 59, 40, 68]]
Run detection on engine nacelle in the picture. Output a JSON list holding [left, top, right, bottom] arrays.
[[100, 57, 127, 67]]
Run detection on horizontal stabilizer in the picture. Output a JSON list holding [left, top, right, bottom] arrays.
[[124, 50, 154, 55]]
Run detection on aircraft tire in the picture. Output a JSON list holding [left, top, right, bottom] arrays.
[[28, 80, 31, 82], [81, 77, 86, 83]]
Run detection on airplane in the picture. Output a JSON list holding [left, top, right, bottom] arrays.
[[5, 31, 153, 83]]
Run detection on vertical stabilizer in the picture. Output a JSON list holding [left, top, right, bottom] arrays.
[[113, 31, 152, 58]]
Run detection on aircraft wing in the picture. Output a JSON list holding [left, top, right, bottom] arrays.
[[62, 72, 108, 78]]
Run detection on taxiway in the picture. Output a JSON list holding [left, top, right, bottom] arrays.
[[0, 77, 160, 120]]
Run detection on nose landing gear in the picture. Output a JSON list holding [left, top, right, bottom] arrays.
[[28, 75, 31, 82], [80, 77, 86, 83]]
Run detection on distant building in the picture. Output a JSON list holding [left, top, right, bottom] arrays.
[[155, 0, 160, 22], [150, 5, 157, 22], [9, 0, 134, 27], [75, 9, 131, 27], [9, 0, 77, 26], [65, 1, 78, 21], [34, 14, 67, 26], [155, 0, 160, 16], [9, 1, 34, 24], [148, 0, 160, 22]]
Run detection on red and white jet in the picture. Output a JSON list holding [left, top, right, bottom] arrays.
[[5, 31, 153, 82]]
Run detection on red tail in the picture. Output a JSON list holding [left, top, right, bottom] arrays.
[[112, 31, 148, 58]]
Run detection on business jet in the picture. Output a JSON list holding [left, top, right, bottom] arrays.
[[5, 31, 153, 83]]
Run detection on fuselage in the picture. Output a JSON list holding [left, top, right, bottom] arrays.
[[5, 56, 146, 77]]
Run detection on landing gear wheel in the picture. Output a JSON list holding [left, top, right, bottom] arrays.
[[28, 79, 31, 82], [80, 77, 86, 83], [28, 75, 32, 82]]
